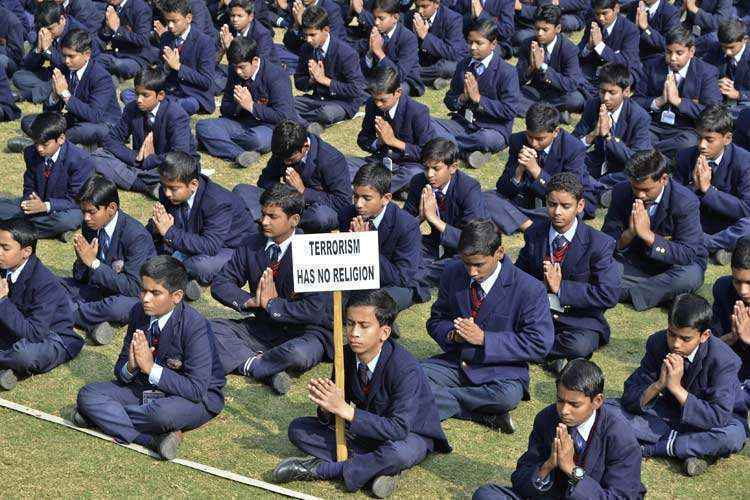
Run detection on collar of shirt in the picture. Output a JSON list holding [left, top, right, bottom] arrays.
[[74, 60, 88, 81], [251, 59, 261, 81], [575, 409, 597, 441], [63, 0, 69, 7], [47, 147, 61, 164], [320, 33, 331, 56], [149, 102, 160, 121], [685, 343, 700, 363], [180, 25, 191, 44], [647, 0, 660, 16], [675, 59, 690, 80], [185, 189, 197, 212], [387, 98, 399, 119], [240, 22, 251, 37], [478, 51, 493, 69], [648, 185, 665, 213], [149, 308, 174, 332], [118, 0, 128, 9], [371, 205, 388, 229], [604, 17, 616, 37], [548, 217, 578, 250], [437, 178, 450, 195], [356, 349, 381, 378], [102, 211, 119, 239], [708, 149, 724, 167], [427, 10, 437, 26], [609, 101, 624, 127], [734, 44, 746, 64], [265, 232, 294, 259], [7, 258, 29, 284], [476, 260, 502, 295], [545, 36, 557, 55], [385, 24, 397, 40]]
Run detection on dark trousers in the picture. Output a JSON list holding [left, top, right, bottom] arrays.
[[0, 333, 72, 375], [420, 359, 525, 421], [420, 255, 457, 289], [288, 416, 432, 492], [616, 259, 704, 311], [294, 95, 349, 126], [97, 53, 144, 80], [519, 85, 586, 114], [12, 68, 52, 103], [76, 380, 214, 444], [195, 117, 273, 160], [21, 114, 111, 145], [482, 190, 531, 235], [346, 156, 422, 195], [171, 247, 235, 285], [704, 218, 750, 253], [473, 484, 523, 500], [91, 148, 160, 191], [62, 279, 139, 331], [0, 199, 81, 239], [650, 123, 699, 160], [210, 318, 326, 378], [433, 118, 508, 154], [419, 60, 458, 86], [547, 324, 600, 361]]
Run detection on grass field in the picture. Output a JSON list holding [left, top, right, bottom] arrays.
[[0, 40, 749, 499]]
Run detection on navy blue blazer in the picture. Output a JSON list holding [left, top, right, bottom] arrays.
[[403, 170, 487, 259], [97, 0, 156, 65], [711, 276, 750, 384], [674, 144, 750, 234], [3, 0, 30, 35], [627, 0, 680, 60], [62, 0, 105, 34], [634, 57, 722, 129], [258, 134, 351, 214], [444, 51, 522, 143], [103, 97, 197, 170], [0, 254, 81, 358], [733, 106, 750, 150], [44, 58, 121, 126], [339, 202, 429, 302], [230, 19, 278, 64], [160, 27, 217, 114], [188, 0, 217, 39], [22, 141, 93, 212], [514, 0, 586, 29], [516, 34, 587, 96], [453, 0, 514, 41], [675, 0, 732, 34], [23, 16, 98, 71], [572, 97, 652, 176], [0, 5, 24, 71], [404, 5, 468, 66], [578, 15, 643, 82], [114, 301, 226, 415], [0, 69, 20, 120], [704, 40, 750, 106], [515, 220, 620, 344], [357, 94, 435, 165], [426, 255, 554, 391], [602, 178, 708, 272], [220, 59, 299, 126], [622, 330, 740, 431], [210, 232, 334, 357], [511, 404, 646, 499], [73, 210, 156, 298], [496, 130, 596, 219], [294, 36, 366, 119], [149, 175, 254, 256], [359, 23, 423, 97]]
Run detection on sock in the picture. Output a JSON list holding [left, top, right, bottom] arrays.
[[242, 354, 260, 377], [315, 460, 344, 480], [642, 433, 674, 458], [133, 433, 156, 448]]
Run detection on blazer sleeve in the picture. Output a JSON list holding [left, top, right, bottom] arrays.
[[143, 110, 192, 170], [398, 108, 435, 163], [558, 236, 621, 310], [49, 154, 93, 212], [103, 111, 137, 166], [265, 290, 333, 328], [510, 411, 556, 498], [443, 65, 465, 111], [88, 229, 155, 297], [329, 51, 367, 98], [251, 74, 295, 125], [164, 201, 233, 256], [693, 0, 732, 32], [477, 67, 522, 123], [644, 193, 703, 266], [543, 47, 585, 93], [378, 217, 421, 288], [356, 105, 378, 154], [420, 22, 467, 61], [114, 322, 136, 383], [174, 38, 216, 91], [604, 108, 652, 164], [496, 143, 524, 198], [154, 316, 212, 403], [0, 280, 62, 343], [699, 174, 750, 220], [680, 353, 740, 430], [111, 7, 152, 49], [426, 273, 462, 354], [676, 66, 722, 120], [210, 247, 254, 311], [301, 149, 352, 212], [63, 72, 117, 124], [621, 336, 662, 413], [439, 181, 485, 251]]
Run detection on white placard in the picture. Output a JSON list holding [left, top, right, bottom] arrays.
[[292, 232, 380, 293]]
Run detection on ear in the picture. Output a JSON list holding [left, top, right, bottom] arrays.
[[448, 161, 459, 174], [108, 201, 119, 214], [623, 86, 632, 98], [577, 198, 586, 214], [725, 132, 733, 145], [21, 245, 33, 260], [494, 245, 505, 261], [171, 289, 185, 305], [380, 324, 392, 341], [186, 12, 193, 22], [700, 328, 712, 343], [382, 192, 393, 204], [591, 393, 604, 409], [189, 178, 200, 191], [157, 90, 167, 101], [555, 24, 561, 34], [290, 212, 301, 228]]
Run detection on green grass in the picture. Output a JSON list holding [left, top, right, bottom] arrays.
[[0, 45, 748, 499]]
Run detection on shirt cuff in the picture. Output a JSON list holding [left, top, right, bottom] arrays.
[[548, 293, 564, 312], [121, 363, 135, 382], [540, 62, 548, 72], [581, 135, 591, 147], [534, 471, 554, 491], [594, 42, 606, 55], [148, 363, 163, 385], [44, 201, 51, 212], [365, 55, 374, 68], [650, 99, 661, 111]]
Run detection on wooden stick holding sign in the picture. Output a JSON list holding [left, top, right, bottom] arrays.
[[291, 231, 380, 463]]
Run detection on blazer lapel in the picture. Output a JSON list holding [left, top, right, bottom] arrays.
[[108, 210, 126, 261], [9, 255, 35, 301], [562, 224, 591, 278], [377, 204, 396, 252], [650, 180, 672, 231], [683, 341, 707, 391], [364, 340, 393, 406], [475, 256, 511, 325], [156, 302, 183, 362]]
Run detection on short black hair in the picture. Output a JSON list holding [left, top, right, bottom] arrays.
[[732, 236, 750, 270], [526, 102, 559, 134], [373, 0, 400, 15], [718, 19, 747, 44], [140, 255, 188, 294], [134, 67, 168, 93], [259, 183, 304, 217], [557, 359, 605, 399], [228, 0, 255, 15], [0, 218, 38, 253], [533, 4, 561, 25], [347, 289, 398, 328], [697, 105, 733, 135], [625, 149, 668, 182], [227, 36, 259, 65], [158, 151, 200, 184], [271, 120, 307, 160], [301, 4, 329, 30], [352, 162, 392, 196], [160, 0, 192, 15], [592, 0, 617, 11], [666, 26, 695, 48], [546, 172, 583, 201], [669, 293, 713, 333], [467, 18, 499, 42], [366, 65, 401, 95], [421, 138, 460, 166], [79, 176, 119, 208], [60, 28, 92, 53], [29, 112, 67, 143], [35, 1, 63, 28], [598, 63, 632, 90], [458, 218, 502, 256]]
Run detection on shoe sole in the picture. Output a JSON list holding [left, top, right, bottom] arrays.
[[185, 281, 202, 302], [685, 458, 708, 476], [271, 371, 292, 395], [0, 370, 17, 390], [468, 152, 491, 169], [158, 432, 182, 460], [371, 475, 398, 498], [91, 323, 115, 346]]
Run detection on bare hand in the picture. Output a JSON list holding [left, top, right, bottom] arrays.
[[413, 13, 429, 39], [73, 234, 99, 267], [162, 46, 181, 71], [589, 22, 603, 48], [151, 203, 175, 236], [153, 20, 167, 37], [106, 6, 121, 31], [464, 72, 481, 103], [543, 260, 562, 294], [369, 27, 385, 59], [234, 84, 254, 112], [51, 68, 69, 97], [284, 167, 305, 193], [453, 317, 485, 345], [132, 329, 155, 374], [21, 192, 47, 214], [349, 215, 370, 232]]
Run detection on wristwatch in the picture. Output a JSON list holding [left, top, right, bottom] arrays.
[[570, 466, 586, 484]]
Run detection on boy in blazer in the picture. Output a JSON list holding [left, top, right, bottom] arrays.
[[630, 0, 681, 61], [73, 256, 226, 460], [0, 4, 27, 76], [0, 218, 82, 391], [97, 0, 156, 79], [211, 184, 333, 395], [512, 0, 586, 48], [453, 0, 514, 58], [421, 218, 554, 432], [703, 20, 750, 116]]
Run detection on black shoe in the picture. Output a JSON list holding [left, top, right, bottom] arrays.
[[0, 369, 17, 390], [684, 457, 708, 476], [11, 91, 22, 103], [65, 406, 91, 428], [470, 412, 516, 434], [184, 280, 202, 302], [271, 456, 323, 483], [371, 474, 400, 498], [155, 430, 183, 460], [90, 322, 116, 345], [235, 151, 260, 168], [270, 371, 292, 395], [6, 136, 33, 153], [599, 189, 613, 208], [712, 249, 731, 266]]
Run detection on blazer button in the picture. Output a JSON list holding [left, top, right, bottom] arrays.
[[461, 361, 468, 368], [553, 314, 559, 320]]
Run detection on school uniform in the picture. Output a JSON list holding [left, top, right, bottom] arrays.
[[275, 0, 346, 71], [76, 301, 226, 445], [0, 141, 92, 239], [627, 0, 681, 61], [675, 0, 732, 43], [339, 202, 429, 310], [348, 94, 436, 194], [601, 178, 707, 311], [293, 35, 366, 127], [515, 219, 620, 362], [358, 22, 424, 97], [434, 50, 523, 155], [403, 170, 487, 287], [607, 330, 746, 461], [97, 0, 157, 79], [0, 69, 20, 122], [403, 5, 468, 87], [674, 144, 750, 253], [94, 98, 197, 192], [0, 5, 25, 76], [516, 34, 587, 114], [195, 59, 299, 160], [572, 97, 652, 197], [578, 15, 642, 93], [149, 175, 255, 284], [453, 0, 514, 58], [287, 338, 452, 492], [61, 0, 105, 35], [733, 106, 750, 150], [512, 0, 586, 47], [210, 232, 333, 380], [634, 57, 722, 159], [474, 403, 646, 500], [63, 210, 156, 332], [188, 0, 217, 39], [4, 0, 31, 41], [0, 255, 82, 377], [214, 18, 280, 92], [703, 40, 750, 115]]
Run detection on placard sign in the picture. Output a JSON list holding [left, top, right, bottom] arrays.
[[292, 232, 380, 293]]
